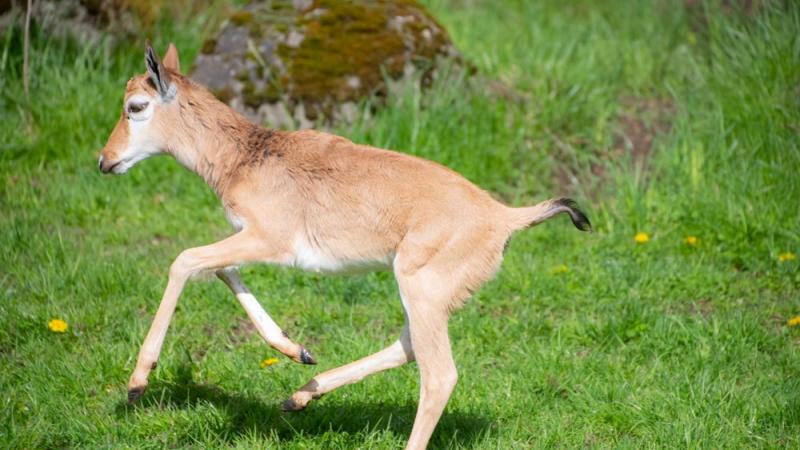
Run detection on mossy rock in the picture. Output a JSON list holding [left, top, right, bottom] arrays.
[[192, 0, 465, 128]]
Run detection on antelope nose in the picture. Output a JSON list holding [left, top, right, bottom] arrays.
[[98, 155, 118, 174]]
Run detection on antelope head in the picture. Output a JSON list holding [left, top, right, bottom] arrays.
[[98, 42, 182, 174]]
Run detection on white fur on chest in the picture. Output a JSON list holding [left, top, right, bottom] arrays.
[[225, 208, 246, 232], [290, 235, 392, 274]]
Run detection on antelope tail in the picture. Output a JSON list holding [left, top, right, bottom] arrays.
[[507, 198, 592, 232]]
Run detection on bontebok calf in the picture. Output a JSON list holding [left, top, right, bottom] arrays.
[[99, 42, 591, 449]]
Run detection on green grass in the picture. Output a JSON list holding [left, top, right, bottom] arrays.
[[2, 0, 799, 448]]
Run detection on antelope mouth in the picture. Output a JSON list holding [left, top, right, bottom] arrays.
[[103, 160, 122, 174], [98, 155, 131, 174]]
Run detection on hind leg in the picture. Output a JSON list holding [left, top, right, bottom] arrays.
[[282, 322, 413, 411], [395, 228, 506, 449], [396, 278, 458, 450]]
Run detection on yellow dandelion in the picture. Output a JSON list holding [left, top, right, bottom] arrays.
[[260, 357, 279, 368], [634, 232, 650, 244], [685, 236, 699, 246], [787, 316, 800, 327], [550, 264, 569, 275], [687, 31, 697, 46], [778, 252, 796, 262], [48, 319, 68, 333]]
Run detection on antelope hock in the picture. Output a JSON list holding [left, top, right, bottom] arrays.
[[98, 42, 591, 450]]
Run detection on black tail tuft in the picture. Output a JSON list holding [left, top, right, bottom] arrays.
[[556, 198, 592, 232]]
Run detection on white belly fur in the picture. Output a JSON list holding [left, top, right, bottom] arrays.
[[290, 235, 392, 274]]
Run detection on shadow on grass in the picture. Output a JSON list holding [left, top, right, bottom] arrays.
[[114, 364, 491, 448]]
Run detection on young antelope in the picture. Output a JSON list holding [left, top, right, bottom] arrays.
[[98, 42, 591, 449]]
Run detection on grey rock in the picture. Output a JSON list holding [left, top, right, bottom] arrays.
[[191, 0, 467, 128]]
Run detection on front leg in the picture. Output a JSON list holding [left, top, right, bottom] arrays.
[[127, 231, 284, 403]]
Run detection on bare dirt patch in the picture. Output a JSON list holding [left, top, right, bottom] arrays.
[[552, 96, 675, 196], [683, 0, 767, 42], [615, 96, 675, 169], [229, 316, 257, 346], [687, 298, 714, 317]]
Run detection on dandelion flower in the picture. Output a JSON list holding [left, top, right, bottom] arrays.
[[550, 264, 569, 275], [48, 319, 68, 333], [778, 252, 796, 262], [685, 236, 699, 246], [788, 316, 800, 327], [260, 357, 279, 368], [634, 232, 650, 244]]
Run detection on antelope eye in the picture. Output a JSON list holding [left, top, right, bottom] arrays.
[[127, 101, 148, 115]]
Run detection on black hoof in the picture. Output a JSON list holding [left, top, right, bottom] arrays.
[[127, 386, 145, 404], [299, 347, 317, 365], [281, 397, 306, 412]]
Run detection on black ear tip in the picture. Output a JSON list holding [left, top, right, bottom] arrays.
[[145, 40, 158, 60]]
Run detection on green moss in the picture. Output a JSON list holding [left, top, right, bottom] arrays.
[[212, 86, 235, 103], [235, 1, 299, 38], [242, 77, 283, 108], [235, 70, 250, 82], [217, 0, 458, 117], [242, 81, 266, 108], [271, 1, 294, 11], [263, 81, 282, 103], [230, 10, 253, 26], [200, 38, 216, 54], [279, 0, 427, 105]]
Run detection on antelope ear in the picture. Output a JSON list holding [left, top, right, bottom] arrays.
[[162, 43, 181, 73], [144, 40, 176, 101]]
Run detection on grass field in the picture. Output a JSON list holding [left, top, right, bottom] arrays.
[[2, 0, 799, 448]]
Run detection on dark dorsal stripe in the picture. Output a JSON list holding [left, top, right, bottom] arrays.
[[247, 127, 275, 159]]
